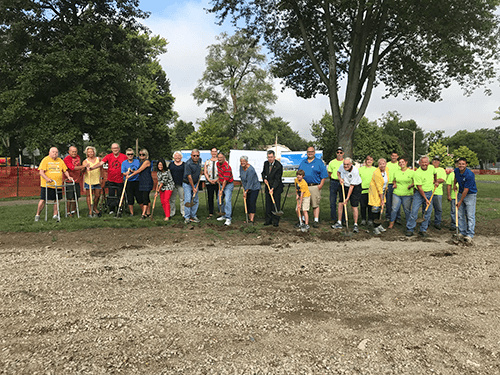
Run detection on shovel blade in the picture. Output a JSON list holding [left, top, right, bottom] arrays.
[[272, 211, 284, 216], [185, 202, 194, 207]]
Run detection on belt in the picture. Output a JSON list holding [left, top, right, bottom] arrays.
[[308, 183, 319, 186]]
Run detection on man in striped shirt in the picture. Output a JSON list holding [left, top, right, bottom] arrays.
[[217, 152, 234, 226]]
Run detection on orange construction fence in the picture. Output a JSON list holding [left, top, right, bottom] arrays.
[[0, 167, 159, 199]]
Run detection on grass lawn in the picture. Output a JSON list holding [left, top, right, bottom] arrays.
[[0, 178, 497, 233]]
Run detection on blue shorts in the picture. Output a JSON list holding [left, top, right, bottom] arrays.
[[84, 183, 101, 190]]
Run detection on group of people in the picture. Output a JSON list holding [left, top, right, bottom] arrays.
[[327, 149, 477, 243], [34, 144, 477, 243]]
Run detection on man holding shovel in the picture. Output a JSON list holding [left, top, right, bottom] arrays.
[[262, 150, 283, 227], [406, 156, 436, 238], [454, 157, 477, 244], [183, 149, 202, 224], [216, 152, 234, 226], [331, 158, 362, 234]]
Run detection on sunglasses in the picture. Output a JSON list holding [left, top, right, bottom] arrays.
[[192, 155, 200, 157], [139, 153, 146, 156], [126, 153, 134, 156], [337, 151, 343, 154]]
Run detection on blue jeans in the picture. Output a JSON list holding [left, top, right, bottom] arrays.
[[457, 193, 476, 238], [431, 194, 443, 225], [406, 190, 433, 233], [450, 198, 457, 229], [221, 183, 234, 219], [330, 179, 341, 221], [391, 195, 412, 223], [183, 182, 199, 219], [386, 183, 399, 220]]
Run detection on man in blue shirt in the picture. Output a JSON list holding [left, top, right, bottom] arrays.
[[298, 146, 328, 228], [121, 148, 141, 216], [454, 157, 477, 244]]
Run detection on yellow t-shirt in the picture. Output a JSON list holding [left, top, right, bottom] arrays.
[[83, 157, 101, 186], [295, 178, 311, 197], [327, 159, 343, 180], [39, 156, 68, 188]]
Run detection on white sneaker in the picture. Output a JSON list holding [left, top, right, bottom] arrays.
[[377, 225, 386, 232], [224, 219, 231, 226], [331, 222, 343, 229], [217, 216, 225, 221], [34, 215, 40, 222], [373, 227, 381, 235]]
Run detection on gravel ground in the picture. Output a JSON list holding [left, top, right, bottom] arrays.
[[1, 224, 500, 374]]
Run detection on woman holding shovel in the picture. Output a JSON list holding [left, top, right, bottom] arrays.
[[368, 158, 389, 235], [128, 149, 153, 220], [240, 155, 260, 225], [155, 159, 175, 221], [83, 146, 103, 217]]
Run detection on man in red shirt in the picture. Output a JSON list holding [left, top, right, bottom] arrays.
[[63, 146, 86, 216], [92, 143, 127, 214], [216, 152, 234, 226]]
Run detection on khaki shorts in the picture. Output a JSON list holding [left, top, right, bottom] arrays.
[[301, 196, 311, 211], [308, 185, 321, 208]]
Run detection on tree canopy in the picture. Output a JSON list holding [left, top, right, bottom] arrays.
[[193, 30, 277, 143], [0, 0, 175, 161], [208, 0, 500, 157]]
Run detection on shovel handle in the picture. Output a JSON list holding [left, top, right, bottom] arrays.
[[425, 186, 437, 211], [264, 181, 277, 205]]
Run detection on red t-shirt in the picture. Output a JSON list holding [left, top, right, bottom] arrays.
[[63, 155, 82, 183], [102, 153, 127, 183]]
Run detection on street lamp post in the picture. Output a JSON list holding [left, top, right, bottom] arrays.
[[400, 128, 416, 170]]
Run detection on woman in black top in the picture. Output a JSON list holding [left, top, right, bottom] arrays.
[[129, 149, 153, 219], [169, 151, 185, 217]]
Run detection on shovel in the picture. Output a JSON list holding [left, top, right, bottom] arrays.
[[264, 181, 283, 216], [425, 185, 437, 212], [244, 193, 250, 225], [185, 178, 201, 207], [296, 203, 307, 232], [89, 185, 94, 218], [455, 201, 459, 237], [217, 182, 225, 216], [116, 169, 130, 218], [341, 182, 352, 236], [151, 187, 159, 221]]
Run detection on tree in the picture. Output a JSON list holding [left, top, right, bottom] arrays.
[[169, 119, 195, 152], [452, 146, 479, 168], [428, 141, 454, 167], [474, 127, 500, 162], [378, 111, 426, 160], [0, 0, 175, 162], [445, 130, 497, 169], [353, 117, 385, 163], [311, 111, 337, 162], [241, 117, 310, 150], [208, 0, 500, 157], [185, 113, 233, 154], [425, 130, 447, 147], [193, 30, 277, 142], [494, 107, 500, 121]]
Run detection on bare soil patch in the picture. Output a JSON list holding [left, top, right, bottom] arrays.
[[1, 221, 500, 374]]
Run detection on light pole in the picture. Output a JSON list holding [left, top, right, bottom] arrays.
[[400, 128, 416, 170]]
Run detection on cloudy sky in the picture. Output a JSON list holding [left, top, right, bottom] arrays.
[[138, 0, 500, 141]]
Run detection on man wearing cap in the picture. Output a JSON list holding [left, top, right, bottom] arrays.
[[299, 146, 328, 228], [327, 147, 345, 224], [386, 151, 401, 222], [454, 157, 477, 244], [430, 155, 446, 230]]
